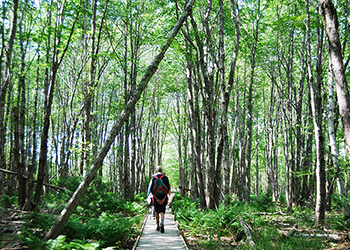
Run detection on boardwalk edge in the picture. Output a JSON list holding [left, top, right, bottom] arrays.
[[132, 213, 148, 250]]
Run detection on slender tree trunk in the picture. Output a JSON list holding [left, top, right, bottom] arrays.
[[13, 106, 25, 208], [194, 65, 205, 209], [82, 0, 97, 176], [183, 20, 196, 199], [25, 51, 41, 211], [35, 3, 77, 205], [301, 96, 314, 201], [245, 0, 261, 203], [190, 0, 217, 209], [306, 0, 326, 226], [294, 35, 307, 205], [0, 0, 19, 174], [215, 0, 226, 206]]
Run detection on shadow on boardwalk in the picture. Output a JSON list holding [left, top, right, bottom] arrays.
[[134, 194, 188, 250]]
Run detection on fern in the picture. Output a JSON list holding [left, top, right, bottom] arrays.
[[0, 194, 17, 208]]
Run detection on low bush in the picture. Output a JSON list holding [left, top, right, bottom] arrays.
[[171, 193, 333, 249], [18, 179, 148, 249]]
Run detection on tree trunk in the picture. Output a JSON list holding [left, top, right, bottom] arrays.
[[189, 0, 217, 209], [306, 0, 326, 226], [13, 106, 25, 208], [44, 0, 196, 239], [35, 3, 77, 205], [0, 0, 19, 175], [245, 0, 261, 203], [25, 51, 41, 211], [82, 0, 97, 176], [326, 49, 350, 219], [301, 96, 314, 201], [321, 0, 350, 164], [294, 35, 307, 205]]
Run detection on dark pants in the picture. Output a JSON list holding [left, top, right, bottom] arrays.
[[153, 195, 167, 213]]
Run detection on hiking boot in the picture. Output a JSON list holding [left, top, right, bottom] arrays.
[[156, 225, 160, 231], [160, 225, 165, 233]]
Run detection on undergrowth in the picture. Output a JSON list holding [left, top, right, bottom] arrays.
[[171, 193, 342, 249], [8, 177, 148, 249]]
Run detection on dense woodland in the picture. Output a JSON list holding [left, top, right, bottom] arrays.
[[1, 0, 350, 247]]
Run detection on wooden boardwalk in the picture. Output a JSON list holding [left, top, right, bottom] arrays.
[[134, 194, 188, 250]]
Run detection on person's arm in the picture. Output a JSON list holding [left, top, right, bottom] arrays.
[[147, 181, 152, 195], [150, 178, 155, 195]]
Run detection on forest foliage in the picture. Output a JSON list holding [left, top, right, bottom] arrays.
[[0, 0, 350, 247]]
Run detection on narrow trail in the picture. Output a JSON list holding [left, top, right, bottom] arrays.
[[134, 194, 188, 250]]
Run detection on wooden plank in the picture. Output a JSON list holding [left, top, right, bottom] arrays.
[[135, 194, 187, 250]]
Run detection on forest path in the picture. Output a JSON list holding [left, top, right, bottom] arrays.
[[134, 193, 188, 250]]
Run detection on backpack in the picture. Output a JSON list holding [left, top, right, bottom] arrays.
[[153, 175, 168, 197]]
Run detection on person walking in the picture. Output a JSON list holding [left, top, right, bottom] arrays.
[[150, 165, 171, 233]]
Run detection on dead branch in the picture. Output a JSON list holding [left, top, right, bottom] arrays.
[[282, 228, 297, 238], [238, 215, 255, 248], [0, 168, 66, 191]]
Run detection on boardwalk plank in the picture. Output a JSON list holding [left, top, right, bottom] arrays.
[[135, 194, 187, 250]]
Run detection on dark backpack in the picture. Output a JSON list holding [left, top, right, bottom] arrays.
[[153, 175, 168, 196]]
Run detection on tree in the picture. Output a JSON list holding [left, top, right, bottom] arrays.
[[44, 0, 196, 240], [321, 0, 350, 220], [0, 0, 19, 186], [34, 2, 78, 206], [306, 0, 326, 226]]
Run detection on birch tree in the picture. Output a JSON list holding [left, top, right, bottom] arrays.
[[321, 0, 350, 220]]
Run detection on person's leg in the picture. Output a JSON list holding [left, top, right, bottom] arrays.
[[155, 212, 160, 231], [160, 211, 165, 233], [160, 212, 165, 224]]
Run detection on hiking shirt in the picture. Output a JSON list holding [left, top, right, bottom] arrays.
[[150, 174, 170, 200]]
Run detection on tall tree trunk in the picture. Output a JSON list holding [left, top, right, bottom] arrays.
[[306, 0, 326, 226], [190, 0, 217, 209], [25, 51, 41, 211], [35, 4, 78, 205], [13, 106, 25, 208], [215, 0, 226, 206], [301, 96, 314, 201], [194, 63, 205, 209], [294, 34, 307, 205], [44, 0, 196, 239], [82, 0, 97, 176], [182, 13, 204, 206], [0, 0, 19, 174], [183, 21, 196, 199], [321, 0, 350, 162], [217, 0, 240, 206], [321, 5, 350, 219], [176, 91, 185, 197], [326, 45, 350, 219], [245, 0, 261, 203]]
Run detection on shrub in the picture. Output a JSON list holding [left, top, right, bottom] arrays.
[[0, 194, 17, 209]]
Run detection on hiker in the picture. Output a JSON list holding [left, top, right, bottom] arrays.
[[150, 165, 171, 233]]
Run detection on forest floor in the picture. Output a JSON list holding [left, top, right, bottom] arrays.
[[1, 207, 350, 249], [0, 209, 28, 250], [183, 221, 350, 250], [176, 210, 350, 249], [0, 208, 138, 250]]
